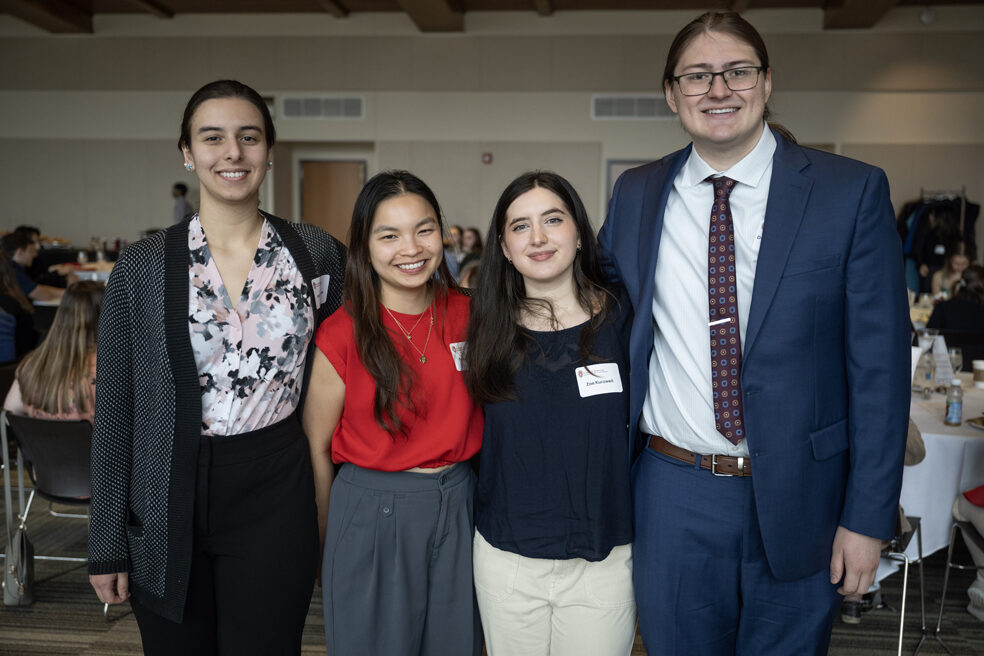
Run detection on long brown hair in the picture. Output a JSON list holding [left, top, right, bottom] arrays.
[[344, 170, 457, 434], [0, 254, 33, 314], [465, 171, 612, 405], [663, 11, 796, 143], [956, 264, 984, 305], [17, 281, 104, 417]]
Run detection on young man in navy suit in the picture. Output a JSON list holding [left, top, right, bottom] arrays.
[[598, 12, 910, 655]]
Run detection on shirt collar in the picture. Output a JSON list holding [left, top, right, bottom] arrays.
[[678, 123, 776, 189]]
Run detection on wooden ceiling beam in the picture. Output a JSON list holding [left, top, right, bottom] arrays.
[[533, 0, 553, 17], [123, 0, 174, 19], [395, 0, 463, 32], [0, 0, 92, 32], [823, 0, 898, 29], [313, 0, 349, 18]]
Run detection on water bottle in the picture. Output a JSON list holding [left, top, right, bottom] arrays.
[[945, 379, 963, 426]]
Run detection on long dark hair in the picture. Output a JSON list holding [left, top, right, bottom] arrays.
[[465, 170, 612, 404], [956, 264, 984, 305], [345, 170, 457, 434], [663, 11, 796, 143], [178, 79, 276, 151]]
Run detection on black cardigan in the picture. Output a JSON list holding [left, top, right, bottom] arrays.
[[88, 213, 345, 621]]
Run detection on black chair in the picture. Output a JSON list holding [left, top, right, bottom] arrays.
[[939, 330, 984, 366], [1, 411, 107, 615], [929, 521, 984, 655]]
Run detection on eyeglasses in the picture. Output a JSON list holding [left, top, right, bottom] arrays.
[[671, 66, 764, 97]]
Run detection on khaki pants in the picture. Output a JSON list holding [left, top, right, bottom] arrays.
[[473, 530, 637, 656]]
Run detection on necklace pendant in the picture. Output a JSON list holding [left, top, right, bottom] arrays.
[[420, 355, 427, 364], [406, 334, 412, 340]]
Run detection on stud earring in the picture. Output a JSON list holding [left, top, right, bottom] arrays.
[[185, 163, 193, 171], [267, 161, 273, 170]]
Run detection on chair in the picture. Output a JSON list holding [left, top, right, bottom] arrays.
[[929, 521, 984, 655], [881, 515, 925, 656], [940, 330, 984, 365], [1, 411, 107, 615]]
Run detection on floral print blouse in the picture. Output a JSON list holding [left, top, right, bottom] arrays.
[[188, 216, 314, 436]]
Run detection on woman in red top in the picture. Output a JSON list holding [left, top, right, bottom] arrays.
[[303, 170, 483, 656]]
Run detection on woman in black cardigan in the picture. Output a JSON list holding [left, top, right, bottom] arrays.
[[88, 80, 345, 654]]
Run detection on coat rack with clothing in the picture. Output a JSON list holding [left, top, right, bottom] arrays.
[[897, 186, 979, 294]]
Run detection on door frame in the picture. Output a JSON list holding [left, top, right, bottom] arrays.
[[291, 144, 375, 223]]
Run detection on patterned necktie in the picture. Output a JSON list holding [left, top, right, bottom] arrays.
[[707, 175, 744, 446]]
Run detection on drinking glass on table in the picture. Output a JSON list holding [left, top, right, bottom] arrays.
[[949, 347, 964, 374], [917, 328, 938, 354]]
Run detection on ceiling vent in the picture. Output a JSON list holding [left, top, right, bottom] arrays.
[[591, 94, 673, 120], [281, 96, 364, 119]]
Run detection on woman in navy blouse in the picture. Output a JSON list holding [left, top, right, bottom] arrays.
[[464, 171, 636, 655]]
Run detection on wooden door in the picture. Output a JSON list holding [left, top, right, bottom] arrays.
[[300, 161, 366, 244]]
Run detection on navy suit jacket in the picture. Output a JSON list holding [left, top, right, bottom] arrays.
[[598, 129, 911, 580]]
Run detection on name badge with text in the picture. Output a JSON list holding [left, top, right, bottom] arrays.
[[449, 341, 467, 371], [574, 363, 622, 398], [311, 274, 331, 308]]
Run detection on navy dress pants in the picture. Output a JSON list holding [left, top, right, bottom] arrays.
[[632, 447, 842, 656]]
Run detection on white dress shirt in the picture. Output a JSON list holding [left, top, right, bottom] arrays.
[[640, 124, 776, 457]]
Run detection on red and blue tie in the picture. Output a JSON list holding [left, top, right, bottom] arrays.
[[707, 176, 744, 445]]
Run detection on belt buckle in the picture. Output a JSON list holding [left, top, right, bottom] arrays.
[[710, 454, 744, 477]]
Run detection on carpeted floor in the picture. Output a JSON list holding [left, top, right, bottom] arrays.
[[2, 498, 983, 655]]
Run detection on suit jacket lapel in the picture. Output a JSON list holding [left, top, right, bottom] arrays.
[[744, 135, 813, 358], [637, 146, 690, 296]]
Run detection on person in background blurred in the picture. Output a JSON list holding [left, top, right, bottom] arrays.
[[927, 264, 984, 333], [931, 242, 972, 298], [1, 232, 64, 302], [173, 182, 195, 225], [447, 224, 466, 266], [461, 227, 484, 269], [4, 280, 103, 423], [0, 253, 37, 359]]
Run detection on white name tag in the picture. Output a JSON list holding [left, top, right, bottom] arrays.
[[574, 362, 622, 398], [449, 341, 467, 371], [311, 274, 331, 308]]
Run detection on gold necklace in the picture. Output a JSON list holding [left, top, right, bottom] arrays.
[[383, 301, 435, 364]]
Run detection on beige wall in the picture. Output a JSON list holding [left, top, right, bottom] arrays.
[[1, 7, 982, 257]]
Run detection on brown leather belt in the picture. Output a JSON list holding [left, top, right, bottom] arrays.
[[648, 434, 752, 477]]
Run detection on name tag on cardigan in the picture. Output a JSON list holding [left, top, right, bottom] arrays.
[[574, 363, 622, 398], [311, 274, 331, 308]]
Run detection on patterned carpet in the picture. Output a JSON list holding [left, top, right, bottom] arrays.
[[2, 499, 983, 655]]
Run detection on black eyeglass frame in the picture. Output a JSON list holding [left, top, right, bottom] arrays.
[[670, 66, 765, 97]]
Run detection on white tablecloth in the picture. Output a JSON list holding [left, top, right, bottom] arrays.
[[897, 374, 984, 562]]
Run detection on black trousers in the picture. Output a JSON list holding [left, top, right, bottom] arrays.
[[131, 414, 320, 656]]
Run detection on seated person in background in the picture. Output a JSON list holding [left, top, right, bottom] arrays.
[[0, 232, 64, 302], [931, 242, 971, 298], [0, 254, 38, 360], [927, 264, 984, 332], [14, 225, 77, 281], [953, 486, 984, 622], [3, 281, 103, 422]]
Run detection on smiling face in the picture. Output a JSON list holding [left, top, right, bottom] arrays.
[[181, 97, 270, 210], [665, 30, 771, 170], [369, 193, 444, 307], [500, 186, 580, 292]]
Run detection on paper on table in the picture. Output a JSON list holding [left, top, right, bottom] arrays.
[[933, 335, 955, 382]]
